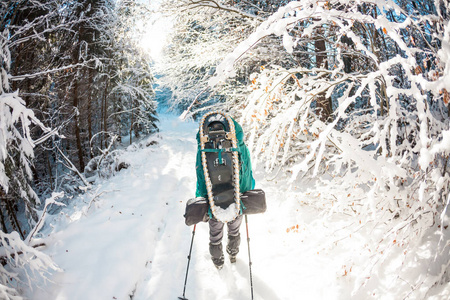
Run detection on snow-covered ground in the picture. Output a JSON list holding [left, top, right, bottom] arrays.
[[30, 114, 449, 300]]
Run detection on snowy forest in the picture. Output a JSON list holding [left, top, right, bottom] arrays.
[[1, 0, 450, 299]]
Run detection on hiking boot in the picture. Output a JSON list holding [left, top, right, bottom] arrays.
[[226, 234, 240, 263], [212, 255, 225, 269], [229, 254, 237, 264], [209, 242, 224, 269]]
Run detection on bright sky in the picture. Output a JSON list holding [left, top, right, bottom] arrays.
[[141, 16, 172, 60], [139, 1, 173, 61]]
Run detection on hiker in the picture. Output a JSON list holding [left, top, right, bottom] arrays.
[[195, 113, 255, 269]]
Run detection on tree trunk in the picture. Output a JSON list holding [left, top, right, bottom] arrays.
[[341, 35, 353, 74], [46, 152, 53, 189], [6, 198, 24, 239], [102, 80, 109, 149], [87, 68, 93, 158], [73, 74, 85, 171], [0, 205, 7, 233], [0, 189, 8, 232], [315, 35, 332, 123], [130, 101, 134, 145]]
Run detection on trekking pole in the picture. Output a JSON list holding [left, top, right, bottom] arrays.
[[245, 215, 254, 300], [179, 224, 196, 300]]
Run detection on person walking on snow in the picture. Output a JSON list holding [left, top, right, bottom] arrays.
[[195, 114, 255, 269]]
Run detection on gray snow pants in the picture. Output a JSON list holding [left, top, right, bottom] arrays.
[[209, 215, 243, 259]]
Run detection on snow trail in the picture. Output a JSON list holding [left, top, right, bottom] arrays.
[[30, 113, 449, 300], [31, 114, 350, 300], [32, 115, 197, 299]]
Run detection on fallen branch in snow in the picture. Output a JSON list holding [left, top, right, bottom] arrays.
[[0, 243, 46, 266], [85, 190, 106, 215], [26, 192, 65, 244], [85, 189, 119, 215]]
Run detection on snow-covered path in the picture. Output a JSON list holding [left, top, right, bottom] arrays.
[[31, 115, 356, 300], [33, 115, 201, 299], [32, 113, 442, 300]]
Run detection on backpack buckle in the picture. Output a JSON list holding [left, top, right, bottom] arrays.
[[200, 135, 209, 144], [226, 132, 235, 140]]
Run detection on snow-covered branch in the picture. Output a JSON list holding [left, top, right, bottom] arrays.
[[25, 192, 65, 244], [55, 146, 90, 187], [0, 92, 52, 193], [0, 230, 59, 299], [180, 0, 265, 21], [8, 58, 100, 82]]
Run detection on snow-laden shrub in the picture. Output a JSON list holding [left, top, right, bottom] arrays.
[[85, 149, 128, 180], [212, 0, 450, 297], [85, 135, 159, 181], [0, 231, 59, 299], [0, 92, 60, 299]]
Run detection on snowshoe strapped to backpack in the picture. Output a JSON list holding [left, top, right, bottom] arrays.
[[199, 112, 241, 223]]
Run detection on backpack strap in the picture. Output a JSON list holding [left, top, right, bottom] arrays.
[[200, 147, 239, 164]]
